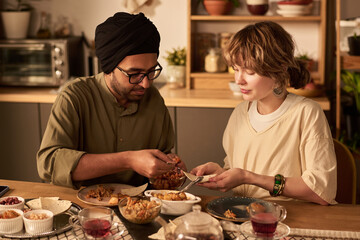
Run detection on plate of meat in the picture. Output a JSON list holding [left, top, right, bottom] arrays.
[[77, 183, 148, 206]]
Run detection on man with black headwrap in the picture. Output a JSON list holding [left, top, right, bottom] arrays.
[[37, 12, 185, 188]]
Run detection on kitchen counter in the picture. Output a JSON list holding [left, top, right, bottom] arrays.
[[0, 85, 331, 110], [0, 87, 58, 103]]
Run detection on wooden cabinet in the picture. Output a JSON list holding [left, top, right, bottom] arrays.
[[186, 0, 328, 90], [0, 102, 42, 182], [39, 103, 52, 138], [176, 107, 233, 196]]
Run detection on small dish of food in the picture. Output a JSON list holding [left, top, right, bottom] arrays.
[[118, 196, 161, 224], [23, 209, 54, 234], [149, 173, 186, 190], [149, 154, 186, 190], [0, 209, 24, 234], [0, 196, 25, 210], [144, 190, 201, 216]]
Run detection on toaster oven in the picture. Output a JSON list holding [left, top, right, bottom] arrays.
[[0, 37, 84, 87]]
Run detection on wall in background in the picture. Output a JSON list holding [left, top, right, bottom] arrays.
[[2, 0, 187, 82], [341, 0, 360, 20], [1, 0, 359, 82]]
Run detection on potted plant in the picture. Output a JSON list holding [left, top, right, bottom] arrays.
[[341, 70, 360, 145], [1, 0, 32, 39], [164, 47, 186, 89], [296, 52, 314, 72], [348, 32, 360, 56], [199, 0, 240, 16]]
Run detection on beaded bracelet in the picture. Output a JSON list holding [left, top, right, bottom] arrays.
[[270, 174, 285, 197]]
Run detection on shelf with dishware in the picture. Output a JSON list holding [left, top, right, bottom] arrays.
[[187, 0, 327, 93], [190, 15, 322, 21], [340, 53, 360, 69], [189, 71, 321, 90]]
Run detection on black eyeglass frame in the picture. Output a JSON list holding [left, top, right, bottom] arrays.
[[116, 63, 163, 84]]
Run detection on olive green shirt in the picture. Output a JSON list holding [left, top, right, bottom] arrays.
[[37, 73, 174, 188]]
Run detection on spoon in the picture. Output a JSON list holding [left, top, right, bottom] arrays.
[[179, 176, 204, 192]]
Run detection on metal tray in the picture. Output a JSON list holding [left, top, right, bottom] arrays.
[[1, 200, 81, 239]]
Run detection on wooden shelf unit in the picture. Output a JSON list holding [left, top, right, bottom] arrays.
[[186, 0, 328, 90], [335, 0, 360, 136], [341, 55, 360, 69], [190, 15, 322, 21]]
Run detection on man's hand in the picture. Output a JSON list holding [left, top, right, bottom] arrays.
[[128, 149, 177, 178]]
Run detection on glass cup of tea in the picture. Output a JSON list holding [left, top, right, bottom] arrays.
[[248, 201, 287, 238], [69, 206, 119, 239]]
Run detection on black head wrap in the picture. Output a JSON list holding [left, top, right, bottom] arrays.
[[95, 12, 160, 74]]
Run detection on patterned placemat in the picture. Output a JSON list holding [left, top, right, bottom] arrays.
[[226, 228, 360, 240], [1, 215, 133, 240]]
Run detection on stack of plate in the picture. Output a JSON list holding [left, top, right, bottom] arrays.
[[277, 0, 313, 17]]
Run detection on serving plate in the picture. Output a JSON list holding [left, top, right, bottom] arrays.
[[77, 183, 147, 207], [206, 196, 266, 222], [0, 199, 81, 239]]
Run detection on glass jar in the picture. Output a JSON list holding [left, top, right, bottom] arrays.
[[172, 205, 223, 240], [219, 32, 233, 49], [205, 48, 227, 73]]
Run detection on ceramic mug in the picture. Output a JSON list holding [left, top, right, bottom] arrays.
[[248, 201, 287, 237], [246, 0, 269, 15]]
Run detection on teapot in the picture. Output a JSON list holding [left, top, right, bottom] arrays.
[[158, 205, 223, 240]]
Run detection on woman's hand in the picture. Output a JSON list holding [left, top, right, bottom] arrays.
[[190, 162, 224, 177], [199, 168, 245, 192]]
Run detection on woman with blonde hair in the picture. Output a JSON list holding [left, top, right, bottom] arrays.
[[191, 21, 336, 205]]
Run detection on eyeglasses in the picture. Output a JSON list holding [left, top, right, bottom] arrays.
[[116, 63, 163, 84]]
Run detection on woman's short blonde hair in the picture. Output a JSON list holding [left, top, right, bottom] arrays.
[[223, 21, 310, 89]]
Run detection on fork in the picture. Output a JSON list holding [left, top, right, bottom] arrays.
[[179, 176, 204, 192]]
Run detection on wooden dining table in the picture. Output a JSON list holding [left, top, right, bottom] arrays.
[[1, 179, 360, 239]]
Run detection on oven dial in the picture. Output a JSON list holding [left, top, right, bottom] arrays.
[[55, 59, 64, 66], [55, 69, 63, 79], [54, 46, 62, 55]]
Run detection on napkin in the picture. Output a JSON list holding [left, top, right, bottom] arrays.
[[149, 215, 221, 239], [148, 218, 180, 240]]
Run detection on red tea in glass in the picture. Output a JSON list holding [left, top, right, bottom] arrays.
[[248, 201, 287, 237], [250, 212, 278, 235], [83, 218, 111, 238]]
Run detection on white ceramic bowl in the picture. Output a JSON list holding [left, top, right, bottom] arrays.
[[276, 8, 310, 17], [0, 196, 25, 210], [23, 209, 53, 234], [144, 190, 201, 216], [0, 209, 24, 234], [228, 82, 242, 96], [277, 4, 310, 11]]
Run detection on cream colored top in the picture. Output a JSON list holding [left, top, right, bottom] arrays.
[[249, 93, 302, 132], [223, 96, 337, 204]]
